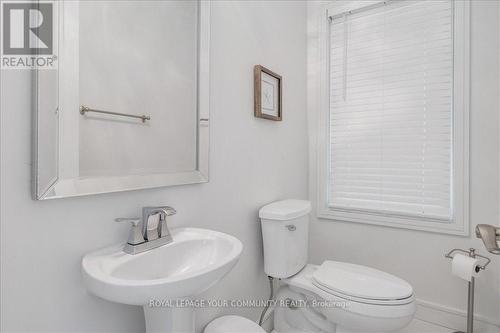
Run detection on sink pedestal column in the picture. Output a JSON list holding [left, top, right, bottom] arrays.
[[143, 304, 195, 333]]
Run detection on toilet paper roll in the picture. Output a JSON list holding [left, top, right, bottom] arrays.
[[451, 254, 479, 281]]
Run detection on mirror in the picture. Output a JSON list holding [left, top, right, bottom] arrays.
[[33, 0, 210, 199]]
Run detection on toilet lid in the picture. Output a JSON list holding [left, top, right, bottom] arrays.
[[204, 316, 266, 333], [313, 261, 413, 301]]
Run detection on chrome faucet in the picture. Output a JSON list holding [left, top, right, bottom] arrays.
[[116, 206, 177, 255], [475, 224, 500, 255]]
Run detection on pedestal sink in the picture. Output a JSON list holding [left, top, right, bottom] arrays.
[[82, 228, 243, 333]]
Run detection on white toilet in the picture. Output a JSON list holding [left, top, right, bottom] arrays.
[[205, 200, 416, 333]]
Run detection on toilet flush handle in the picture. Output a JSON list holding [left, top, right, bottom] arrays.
[[285, 225, 296, 231]]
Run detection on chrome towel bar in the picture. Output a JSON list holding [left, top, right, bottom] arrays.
[[80, 105, 151, 123]]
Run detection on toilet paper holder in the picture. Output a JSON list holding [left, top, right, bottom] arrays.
[[444, 248, 491, 272], [444, 248, 491, 333]]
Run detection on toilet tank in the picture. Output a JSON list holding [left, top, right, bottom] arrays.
[[259, 200, 311, 279]]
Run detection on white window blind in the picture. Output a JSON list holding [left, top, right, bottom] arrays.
[[328, 0, 453, 221]]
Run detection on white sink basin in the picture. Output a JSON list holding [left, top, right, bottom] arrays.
[[82, 228, 243, 333]]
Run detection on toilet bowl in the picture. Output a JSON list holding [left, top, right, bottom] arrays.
[[204, 200, 416, 333], [274, 263, 415, 333]]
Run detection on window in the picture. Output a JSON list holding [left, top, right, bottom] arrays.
[[317, 0, 470, 235]]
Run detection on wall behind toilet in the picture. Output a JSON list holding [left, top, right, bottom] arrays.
[[307, 1, 500, 331], [0, 1, 308, 332]]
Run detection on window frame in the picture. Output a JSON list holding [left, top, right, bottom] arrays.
[[316, 0, 470, 235]]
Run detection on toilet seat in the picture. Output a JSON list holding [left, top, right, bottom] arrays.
[[313, 282, 413, 305], [312, 261, 414, 305], [204, 315, 265, 333], [283, 264, 416, 318]]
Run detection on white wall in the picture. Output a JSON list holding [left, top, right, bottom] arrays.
[[0, 1, 307, 332], [308, 1, 500, 331]]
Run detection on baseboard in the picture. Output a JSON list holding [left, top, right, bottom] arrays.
[[416, 299, 500, 332]]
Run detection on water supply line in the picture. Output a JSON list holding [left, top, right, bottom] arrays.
[[259, 276, 274, 326]]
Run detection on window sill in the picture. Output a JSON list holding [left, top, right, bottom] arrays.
[[317, 207, 469, 236]]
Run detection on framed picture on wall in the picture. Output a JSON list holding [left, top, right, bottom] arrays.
[[254, 65, 282, 121]]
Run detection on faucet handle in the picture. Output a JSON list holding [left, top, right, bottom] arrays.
[[115, 217, 145, 246], [115, 217, 141, 226], [164, 207, 177, 216], [142, 206, 176, 216], [475, 224, 500, 255], [154, 206, 177, 216]]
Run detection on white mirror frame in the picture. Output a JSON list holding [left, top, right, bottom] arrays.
[[32, 0, 210, 200]]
